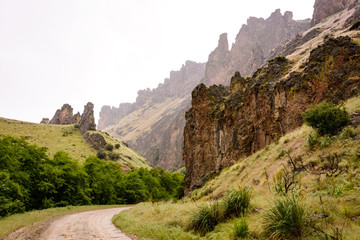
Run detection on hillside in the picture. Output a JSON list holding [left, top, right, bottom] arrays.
[[0, 117, 148, 169], [113, 95, 360, 240]]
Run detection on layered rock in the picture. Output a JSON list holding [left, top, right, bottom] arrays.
[[46, 104, 80, 125], [184, 36, 360, 194], [311, 0, 358, 26], [40, 118, 49, 124], [202, 9, 310, 86]]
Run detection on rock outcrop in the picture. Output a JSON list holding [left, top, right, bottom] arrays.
[[311, 0, 358, 26], [46, 104, 80, 125], [78, 102, 96, 134], [202, 9, 310, 86], [40, 118, 49, 124], [184, 36, 360, 194]]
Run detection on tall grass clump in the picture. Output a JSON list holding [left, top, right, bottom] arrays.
[[262, 195, 307, 240], [233, 218, 249, 239], [223, 186, 251, 218], [189, 201, 224, 236]]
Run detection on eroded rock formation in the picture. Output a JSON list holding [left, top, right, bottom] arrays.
[[311, 0, 358, 26], [48, 104, 80, 125], [184, 36, 360, 194], [202, 9, 310, 86], [78, 102, 96, 134]]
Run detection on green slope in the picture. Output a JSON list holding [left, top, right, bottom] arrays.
[[0, 117, 149, 169]]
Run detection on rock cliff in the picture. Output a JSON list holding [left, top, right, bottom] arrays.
[[311, 0, 358, 26], [184, 36, 360, 194], [202, 9, 310, 86]]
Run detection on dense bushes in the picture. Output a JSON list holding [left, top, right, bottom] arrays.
[[0, 136, 184, 217], [302, 101, 349, 136]]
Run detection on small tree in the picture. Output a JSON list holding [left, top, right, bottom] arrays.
[[302, 101, 349, 136]]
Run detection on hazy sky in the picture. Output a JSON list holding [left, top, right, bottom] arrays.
[[0, 0, 315, 123]]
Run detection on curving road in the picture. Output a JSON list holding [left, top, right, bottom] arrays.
[[38, 207, 132, 240]]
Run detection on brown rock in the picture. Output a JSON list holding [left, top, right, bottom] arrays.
[[49, 104, 75, 125], [184, 36, 360, 194], [78, 102, 96, 134]]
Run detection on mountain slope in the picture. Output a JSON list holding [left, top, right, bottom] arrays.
[[0, 117, 148, 169]]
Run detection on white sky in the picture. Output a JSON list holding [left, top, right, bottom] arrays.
[[0, 0, 315, 123]]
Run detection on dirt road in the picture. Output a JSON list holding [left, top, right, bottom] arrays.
[[38, 207, 133, 240]]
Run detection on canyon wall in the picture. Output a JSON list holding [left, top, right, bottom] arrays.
[[184, 36, 360, 194]]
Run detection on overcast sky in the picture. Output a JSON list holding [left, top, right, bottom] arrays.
[[0, 0, 315, 123]]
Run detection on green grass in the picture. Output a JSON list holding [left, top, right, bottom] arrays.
[[0, 117, 149, 169], [0, 205, 123, 238]]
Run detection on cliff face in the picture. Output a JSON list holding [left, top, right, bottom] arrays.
[[202, 9, 310, 86], [99, 61, 206, 169], [311, 0, 357, 26], [184, 36, 360, 194]]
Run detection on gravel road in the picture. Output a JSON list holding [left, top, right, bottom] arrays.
[[37, 207, 133, 240]]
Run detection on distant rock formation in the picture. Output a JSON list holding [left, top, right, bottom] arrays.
[[202, 9, 310, 86], [184, 36, 360, 194], [98, 61, 206, 169], [45, 104, 80, 125], [40, 118, 49, 124], [311, 0, 358, 26], [78, 102, 96, 134]]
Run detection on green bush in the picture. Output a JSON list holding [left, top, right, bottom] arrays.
[[97, 150, 107, 159], [223, 186, 251, 218], [189, 201, 224, 236], [302, 101, 349, 136], [115, 143, 121, 149], [105, 144, 114, 151], [262, 195, 307, 240], [234, 218, 249, 239]]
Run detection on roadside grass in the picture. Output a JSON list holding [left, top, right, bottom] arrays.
[[0, 205, 123, 238]]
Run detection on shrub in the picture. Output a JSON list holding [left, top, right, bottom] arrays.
[[189, 201, 224, 236], [97, 150, 107, 159], [302, 101, 349, 136], [262, 195, 307, 240], [106, 144, 114, 151], [115, 143, 121, 149], [234, 218, 249, 239], [318, 135, 332, 148], [223, 186, 251, 218], [108, 152, 120, 160]]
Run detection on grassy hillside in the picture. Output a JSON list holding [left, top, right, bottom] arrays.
[[0, 117, 148, 169], [113, 95, 360, 240]]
